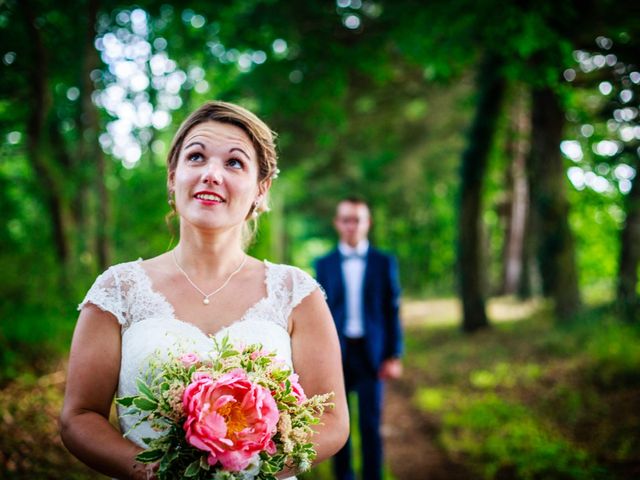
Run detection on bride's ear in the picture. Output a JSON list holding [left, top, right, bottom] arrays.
[[258, 178, 272, 197]]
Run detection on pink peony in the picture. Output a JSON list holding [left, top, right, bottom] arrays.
[[182, 370, 279, 471], [288, 373, 307, 404], [179, 353, 200, 367]]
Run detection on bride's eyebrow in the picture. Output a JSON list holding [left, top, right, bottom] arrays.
[[183, 141, 205, 150], [230, 147, 250, 160]]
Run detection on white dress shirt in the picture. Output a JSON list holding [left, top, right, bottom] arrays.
[[339, 240, 369, 338]]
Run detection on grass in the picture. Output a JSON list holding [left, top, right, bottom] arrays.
[[408, 303, 640, 480]]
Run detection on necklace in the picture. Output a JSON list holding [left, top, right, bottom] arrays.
[[172, 249, 248, 305]]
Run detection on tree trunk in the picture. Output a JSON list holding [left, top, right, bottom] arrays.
[[83, 0, 111, 271], [500, 88, 530, 296], [617, 164, 640, 321], [528, 87, 581, 320], [21, 0, 72, 271], [518, 202, 540, 299], [458, 55, 505, 333]]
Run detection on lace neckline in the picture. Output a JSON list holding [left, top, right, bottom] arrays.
[[130, 258, 274, 339]]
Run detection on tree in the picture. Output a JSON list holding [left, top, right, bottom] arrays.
[[499, 86, 530, 296], [1, 0, 116, 294], [384, 0, 585, 324], [528, 87, 581, 319], [458, 55, 505, 332]]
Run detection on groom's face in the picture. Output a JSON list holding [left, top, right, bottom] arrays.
[[334, 201, 371, 247]]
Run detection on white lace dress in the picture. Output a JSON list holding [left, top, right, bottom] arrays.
[[79, 258, 319, 478]]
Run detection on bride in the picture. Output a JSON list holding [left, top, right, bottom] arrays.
[[60, 101, 349, 479]]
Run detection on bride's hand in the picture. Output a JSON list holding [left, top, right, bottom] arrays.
[[131, 461, 159, 480]]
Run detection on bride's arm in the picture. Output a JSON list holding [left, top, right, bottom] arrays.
[[289, 288, 350, 469], [60, 304, 151, 480]]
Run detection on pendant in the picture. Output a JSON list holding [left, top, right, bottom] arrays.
[[203, 298, 210, 305]]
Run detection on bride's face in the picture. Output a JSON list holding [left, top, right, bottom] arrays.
[[170, 121, 264, 232]]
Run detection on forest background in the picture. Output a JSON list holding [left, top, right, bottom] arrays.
[[1, 0, 640, 479]]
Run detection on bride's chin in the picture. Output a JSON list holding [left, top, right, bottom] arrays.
[[181, 216, 245, 235]]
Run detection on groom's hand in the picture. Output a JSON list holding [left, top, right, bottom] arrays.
[[378, 358, 403, 380]]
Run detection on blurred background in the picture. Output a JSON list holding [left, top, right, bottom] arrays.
[[1, 0, 639, 478]]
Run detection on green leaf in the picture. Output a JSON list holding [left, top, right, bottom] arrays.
[[199, 455, 210, 470], [159, 449, 179, 473], [115, 396, 136, 407], [136, 378, 156, 400], [133, 397, 158, 411], [261, 462, 279, 474], [184, 459, 200, 477], [136, 448, 164, 463], [283, 394, 297, 404]]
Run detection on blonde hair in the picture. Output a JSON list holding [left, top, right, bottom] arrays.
[[166, 101, 278, 246]]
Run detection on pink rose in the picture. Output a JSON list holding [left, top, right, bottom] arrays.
[[288, 373, 307, 404], [179, 353, 200, 367], [182, 369, 279, 471]]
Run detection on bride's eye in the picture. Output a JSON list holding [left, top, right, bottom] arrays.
[[227, 157, 244, 169], [187, 152, 204, 163]]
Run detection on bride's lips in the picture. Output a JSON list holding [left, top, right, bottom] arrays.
[[193, 190, 225, 205]]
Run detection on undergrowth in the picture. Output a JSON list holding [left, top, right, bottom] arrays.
[[410, 304, 640, 480]]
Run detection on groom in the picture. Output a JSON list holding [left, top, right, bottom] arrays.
[[315, 197, 403, 480]]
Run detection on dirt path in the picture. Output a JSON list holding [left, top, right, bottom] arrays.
[[380, 296, 541, 479], [382, 380, 471, 480]]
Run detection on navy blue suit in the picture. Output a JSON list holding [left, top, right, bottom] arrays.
[[315, 247, 403, 480]]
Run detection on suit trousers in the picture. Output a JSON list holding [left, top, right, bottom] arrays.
[[333, 338, 383, 480]]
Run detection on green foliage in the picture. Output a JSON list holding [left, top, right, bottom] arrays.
[[581, 314, 640, 388], [439, 394, 603, 480], [468, 362, 542, 390], [2, 0, 635, 305], [0, 371, 107, 479], [410, 303, 640, 479], [563, 146, 625, 293], [0, 304, 76, 384]]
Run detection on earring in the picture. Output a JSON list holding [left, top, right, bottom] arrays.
[[168, 190, 175, 209], [252, 200, 260, 218]]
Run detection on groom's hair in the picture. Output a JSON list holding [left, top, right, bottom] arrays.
[[339, 196, 370, 210]]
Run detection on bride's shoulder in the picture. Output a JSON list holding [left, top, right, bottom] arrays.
[[104, 252, 171, 275], [263, 260, 313, 279], [90, 258, 145, 287], [263, 260, 319, 292], [103, 257, 144, 274], [262, 261, 321, 314]]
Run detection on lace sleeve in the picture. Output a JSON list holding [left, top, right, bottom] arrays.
[[284, 266, 322, 320], [78, 267, 128, 326]]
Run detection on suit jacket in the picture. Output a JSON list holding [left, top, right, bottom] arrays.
[[315, 246, 403, 372]]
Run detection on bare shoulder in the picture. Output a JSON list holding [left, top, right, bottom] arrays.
[[139, 252, 171, 272], [290, 288, 332, 336], [243, 255, 268, 275]]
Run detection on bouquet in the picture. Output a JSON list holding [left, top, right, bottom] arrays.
[[117, 336, 333, 479]]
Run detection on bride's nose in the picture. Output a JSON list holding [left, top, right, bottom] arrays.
[[202, 160, 223, 185]]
